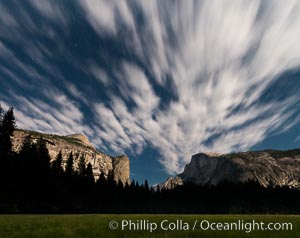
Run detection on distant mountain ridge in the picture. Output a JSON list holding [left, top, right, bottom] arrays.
[[160, 149, 300, 189], [12, 129, 130, 184]]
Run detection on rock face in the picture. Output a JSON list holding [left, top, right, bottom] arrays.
[[160, 176, 183, 190], [161, 150, 300, 189], [112, 155, 130, 184], [12, 129, 130, 184]]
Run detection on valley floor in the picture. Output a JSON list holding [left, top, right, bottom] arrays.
[[0, 214, 299, 238]]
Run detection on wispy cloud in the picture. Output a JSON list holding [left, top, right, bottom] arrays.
[[80, 0, 300, 173], [28, 0, 68, 25], [1, 1, 300, 175], [88, 63, 110, 85], [80, 0, 117, 35]]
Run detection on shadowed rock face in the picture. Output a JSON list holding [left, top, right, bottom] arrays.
[[113, 155, 130, 185], [12, 129, 130, 184], [161, 150, 300, 189]]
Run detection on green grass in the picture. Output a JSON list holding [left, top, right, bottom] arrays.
[[0, 215, 299, 238]]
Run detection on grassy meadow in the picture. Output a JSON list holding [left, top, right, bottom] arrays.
[[0, 214, 299, 238]]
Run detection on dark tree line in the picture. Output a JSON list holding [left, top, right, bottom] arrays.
[[0, 106, 15, 161], [1, 104, 300, 214]]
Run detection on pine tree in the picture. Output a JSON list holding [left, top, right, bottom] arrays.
[[0, 104, 3, 160], [65, 152, 74, 176], [36, 137, 51, 172], [130, 179, 136, 190], [2, 107, 16, 135], [0, 107, 16, 160], [144, 179, 150, 191], [78, 154, 86, 177], [0, 104, 3, 128], [0, 105, 4, 176], [96, 171, 107, 194], [51, 150, 63, 174], [107, 169, 116, 187], [18, 135, 37, 180], [19, 136, 33, 160], [86, 162, 94, 185], [98, 171, 106, 183], [124, 181, 130, 189]]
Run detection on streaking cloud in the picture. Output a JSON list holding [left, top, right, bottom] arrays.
[[0, 1, 300, 175]]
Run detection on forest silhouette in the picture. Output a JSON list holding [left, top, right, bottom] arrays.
[[0, 105, 300, 214]]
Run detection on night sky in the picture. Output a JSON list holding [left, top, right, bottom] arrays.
[[0, 1, 300, 184]]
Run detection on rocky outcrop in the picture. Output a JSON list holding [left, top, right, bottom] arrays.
[[161, 149, 300, 189], [160, 176, 183, 190], [12, 129, 130, 184], [113, 155, 130, 184], [66, 134, 96, 149]]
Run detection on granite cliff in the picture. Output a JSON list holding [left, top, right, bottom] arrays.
[[161, 149, 300, 189], [12, 129, 130, 184]]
